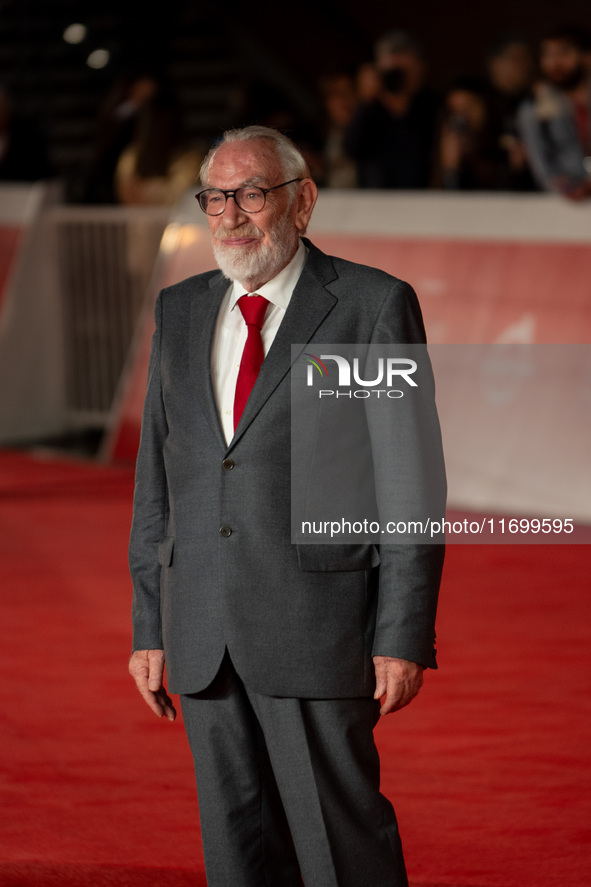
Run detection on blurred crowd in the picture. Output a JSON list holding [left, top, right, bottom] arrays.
[[2, 24, 591, 203], [314, 25, 591, 200], [83, 72, 201, 205]]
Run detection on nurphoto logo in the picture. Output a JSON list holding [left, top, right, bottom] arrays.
[[302, 352, 418, 399]]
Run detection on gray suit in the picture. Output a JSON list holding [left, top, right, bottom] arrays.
[[129, 238, 445, 886]]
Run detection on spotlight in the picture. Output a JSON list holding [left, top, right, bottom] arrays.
[[63, 23, 87, 44], [87, 48, 110, 69]]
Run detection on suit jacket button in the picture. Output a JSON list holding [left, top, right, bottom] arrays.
[[222, 459, 234, 470], [220, 526, 232, 537]]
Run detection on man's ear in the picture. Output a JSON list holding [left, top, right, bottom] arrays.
[[294, 178, 318, 235]]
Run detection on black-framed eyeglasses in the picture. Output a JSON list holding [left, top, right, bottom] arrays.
[[195, 178, 302, 215]]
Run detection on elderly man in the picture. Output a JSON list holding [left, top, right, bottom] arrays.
[[129, 125, 445, 887]]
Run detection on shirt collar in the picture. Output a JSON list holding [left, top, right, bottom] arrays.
[[228, 239, 307, 311]]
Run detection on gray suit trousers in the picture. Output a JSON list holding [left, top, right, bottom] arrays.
[[181, 655, 409, 887]]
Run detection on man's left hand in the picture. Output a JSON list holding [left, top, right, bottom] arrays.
[[373, 656, 424, 715]]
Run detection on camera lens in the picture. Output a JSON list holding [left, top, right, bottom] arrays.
[[382, 68, 406, 94]]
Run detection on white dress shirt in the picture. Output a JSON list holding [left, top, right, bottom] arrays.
[[211, 239, 308, 445]]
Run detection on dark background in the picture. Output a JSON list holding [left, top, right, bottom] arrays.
[[1, 0, 590, 197]]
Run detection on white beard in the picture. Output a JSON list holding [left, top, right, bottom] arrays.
[[212, 213, 299, 287]]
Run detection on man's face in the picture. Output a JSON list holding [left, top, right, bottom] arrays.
[[488, 43, 533, 95], [204, 139, 302, 289], [446, 89, 486, 131], [376, 52, 424, 96], [540, 39, 586, 89]]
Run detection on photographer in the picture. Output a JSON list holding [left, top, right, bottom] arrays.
[[435, 77, 507, 190], [344, 30, 440, 188]]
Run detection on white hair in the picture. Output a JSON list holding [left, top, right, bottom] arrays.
[[199, 125, 309, 186]]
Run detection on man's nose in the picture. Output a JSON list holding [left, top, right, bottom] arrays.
[[221, 194, 246, 227]]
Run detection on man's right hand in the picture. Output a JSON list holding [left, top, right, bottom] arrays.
[[128, 649, 176, 721]]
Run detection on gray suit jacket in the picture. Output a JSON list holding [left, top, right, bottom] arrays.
[[129, 239, 445, 697]]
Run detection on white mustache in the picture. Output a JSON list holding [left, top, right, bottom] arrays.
[[215, 226, 262, 241]]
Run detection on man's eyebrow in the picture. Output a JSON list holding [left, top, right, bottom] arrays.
[[207, 176, 269, 190], [242, 176, 268, 187]]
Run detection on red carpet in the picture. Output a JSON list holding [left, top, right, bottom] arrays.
[[0, 450, 589, 887]]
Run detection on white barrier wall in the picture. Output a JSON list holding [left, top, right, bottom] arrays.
[[0, 193, 169, 445], [0, 183, 66, 444]]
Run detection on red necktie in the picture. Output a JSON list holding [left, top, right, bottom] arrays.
[[234, 294, 269, 430]]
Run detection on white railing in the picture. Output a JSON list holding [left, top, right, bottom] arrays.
[[0, 190, 169, 444], [49, 206, 169, 419]]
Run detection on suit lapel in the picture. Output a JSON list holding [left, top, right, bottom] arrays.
[[229, 242, 338, 449], [190, 272, 229, 451]]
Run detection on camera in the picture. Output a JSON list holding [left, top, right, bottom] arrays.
[[381, 68, 407, 95]]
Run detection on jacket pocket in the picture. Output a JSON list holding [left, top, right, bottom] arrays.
[[296, 544, 380, 572], [157, 536, 175, 567]]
